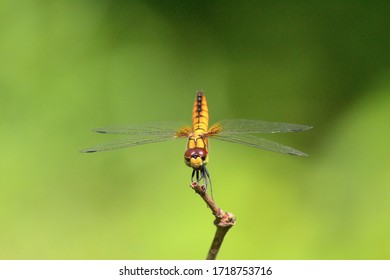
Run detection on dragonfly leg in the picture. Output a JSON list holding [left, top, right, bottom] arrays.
[[191, 169, 196, 182], [202, 166, 213, 199], [190, 167, 213, 198], [191, 169, 201, 182]]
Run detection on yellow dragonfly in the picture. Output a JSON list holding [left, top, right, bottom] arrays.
[[82, 91, 311, 192]]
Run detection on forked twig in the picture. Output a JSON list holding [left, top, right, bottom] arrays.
[[190, 182, 236, 260]]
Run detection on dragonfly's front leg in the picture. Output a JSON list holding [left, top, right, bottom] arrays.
[[190, 167, 213, 198], [191, 169, 197, 182], [191, 169, 203, 184], [202, 166, 213, 198]]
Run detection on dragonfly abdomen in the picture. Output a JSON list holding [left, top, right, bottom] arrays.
[[192, 91, 209, 133]]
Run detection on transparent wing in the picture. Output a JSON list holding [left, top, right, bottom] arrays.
[[215, 119, 312, 134], [81, 134, 184, 153], [212, 133, 308, 156], [92, 121, 189, 135], [81, 121, 190, 153]]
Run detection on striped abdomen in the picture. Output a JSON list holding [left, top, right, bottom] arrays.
[[192, 91, 209, 134]]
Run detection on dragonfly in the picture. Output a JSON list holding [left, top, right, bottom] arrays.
[[82, 91, 311, 194]]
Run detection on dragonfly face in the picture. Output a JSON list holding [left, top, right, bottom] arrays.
[[184, 147, 208, 169], [82, 91, 312, 191]]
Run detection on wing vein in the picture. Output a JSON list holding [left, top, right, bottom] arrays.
[[212, 134, 308, 156]]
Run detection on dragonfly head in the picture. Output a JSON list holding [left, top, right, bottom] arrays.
[[184, 148, 208, 169]]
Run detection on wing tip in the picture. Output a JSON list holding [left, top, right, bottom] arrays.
[[92, 129, 108, 134], [288, 150, 309, 156], [291, 125, 313, 132], [80, 148, 98, 153]]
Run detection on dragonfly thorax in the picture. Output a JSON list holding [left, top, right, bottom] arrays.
[[184, 148, 209, 170]]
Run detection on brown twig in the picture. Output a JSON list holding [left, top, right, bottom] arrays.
[[190, 182, 236, 260]]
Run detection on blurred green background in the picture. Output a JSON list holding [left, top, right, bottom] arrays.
[[1, 0, 390, 259]]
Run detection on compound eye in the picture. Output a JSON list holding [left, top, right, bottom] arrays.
[[196, 149, 207, 161], [184, 149, 193, 159], [184, 148, 207, 160]]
